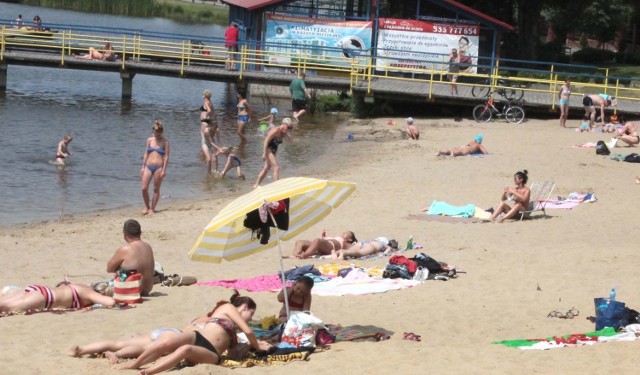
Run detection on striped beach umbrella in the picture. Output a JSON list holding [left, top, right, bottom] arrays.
[[189, 177, 356, 263]]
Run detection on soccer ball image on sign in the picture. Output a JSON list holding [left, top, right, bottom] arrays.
[[336, 36, 364, 58]]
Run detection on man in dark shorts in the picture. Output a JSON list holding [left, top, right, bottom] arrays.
[[289, 71, 311, 123], [224, 22, 239, 70], [582, 94, 614, 131]]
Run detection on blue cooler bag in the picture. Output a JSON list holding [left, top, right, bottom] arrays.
[[594, 298, 628, 330]]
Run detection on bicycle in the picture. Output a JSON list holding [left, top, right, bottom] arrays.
[[471, 78, 525, 101], [472, 95, 525, 124]]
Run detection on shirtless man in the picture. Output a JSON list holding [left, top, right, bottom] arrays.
[[107, 219, 155, 295], [290, 231, 356, 259], [436, 134, 488, 157], [582, 94, 615, 131]]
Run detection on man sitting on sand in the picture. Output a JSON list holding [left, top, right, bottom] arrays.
[[107, 219, 155, 296], [436, 134, 488, 157], [290, 231, 356, 259]]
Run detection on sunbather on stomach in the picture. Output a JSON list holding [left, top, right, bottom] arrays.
[[290, 231, 356, 259], [487, 170, 531, 223]]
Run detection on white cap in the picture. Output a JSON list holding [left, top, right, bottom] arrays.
[[271, 108, 278, 115], [406, 117, 414, 124]]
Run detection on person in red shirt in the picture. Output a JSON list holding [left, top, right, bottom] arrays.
[[224, 23, 239, 70]]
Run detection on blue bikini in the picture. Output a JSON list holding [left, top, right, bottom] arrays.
[[145, 146, 166, 173]]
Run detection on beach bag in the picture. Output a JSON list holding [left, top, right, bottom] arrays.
[[382, 263, 411, 279], [411, 253, 445, 273], [596, 141, 610, 155], [281, 312, 325, 348], [594, 298, 628, 330], [315, 328, 336, 345], [113, 272, 143, 304], [389, 255, 418, 275], [624, 153, 640, 163]]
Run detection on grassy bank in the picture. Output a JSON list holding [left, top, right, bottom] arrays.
[[20, 0, 228, 25]]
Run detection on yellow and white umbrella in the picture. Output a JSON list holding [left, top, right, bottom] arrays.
[[189, 177, 356, 263]]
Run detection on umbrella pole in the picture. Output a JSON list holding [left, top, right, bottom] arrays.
[[269, 211, 290, 320]]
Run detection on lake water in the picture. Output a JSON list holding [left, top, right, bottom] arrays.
[[0, 3, 339, 227]]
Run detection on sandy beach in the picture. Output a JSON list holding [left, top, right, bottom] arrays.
[[1, 115, 639, 374]]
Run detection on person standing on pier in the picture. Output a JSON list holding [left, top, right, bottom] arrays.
[[225, 22, 239, 70], [141, 121, 169, 215]]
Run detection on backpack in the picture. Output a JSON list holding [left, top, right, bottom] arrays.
[[596, 141, 610, 155], [624, 153, 640, 163], [382, 263, 411, 279], [411, 253, 445, 273], [388, 255, 418, 275]]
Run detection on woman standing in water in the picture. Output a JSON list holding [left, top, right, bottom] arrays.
[[141, 121, 170, 215], [236, 91, 251, 143], [200, 89, 217, 143], [200, 90, 220, 174], [253, 118, 293, 188]]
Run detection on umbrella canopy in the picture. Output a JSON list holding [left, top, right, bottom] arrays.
[[189, 177, 356, 263]]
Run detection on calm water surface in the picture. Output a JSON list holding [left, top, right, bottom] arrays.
[[0, 4, 339, 227]]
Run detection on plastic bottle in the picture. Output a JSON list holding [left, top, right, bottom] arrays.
[[406, 235, 414, 250], [321, 229, 326, 238], [610, 288, 616, 301]]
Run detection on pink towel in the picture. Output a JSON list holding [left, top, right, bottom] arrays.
[[197, 274, 284, 292]]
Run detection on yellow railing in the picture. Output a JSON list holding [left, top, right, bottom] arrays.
[[1, 26, 639, 107]]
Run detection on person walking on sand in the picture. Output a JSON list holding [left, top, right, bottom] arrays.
[[141, 120, 169, 215], [224, 23, 239, 70], [253, 118, 293, 188], [289, 72, 311, 123], [558, 77, 571, 128], [55, 133, 73, 165], [107, 219, 155, 296], [487, 170, 531, 223], [405, 117, 419, 140]]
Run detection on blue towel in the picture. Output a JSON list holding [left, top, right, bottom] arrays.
[[426, 200, 475, 218]]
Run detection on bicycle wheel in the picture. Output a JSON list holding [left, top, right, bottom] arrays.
[[505, 106, 525, 124], [472, 85, 490, 98], [473, 104, 492, 122], [501, 88, 525, 101]]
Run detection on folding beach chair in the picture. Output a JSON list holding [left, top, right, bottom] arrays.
[[520, 181, 556, 220]]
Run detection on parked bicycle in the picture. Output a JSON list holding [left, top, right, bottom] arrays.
[[472, 95, 525, 124], [471, 78, 525, 101]]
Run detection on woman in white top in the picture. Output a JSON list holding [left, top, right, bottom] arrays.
[[558, 77, 571, 128]]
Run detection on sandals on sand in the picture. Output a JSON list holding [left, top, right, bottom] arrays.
[[161, 274, 197, 287], [403, 332, 421, 342]]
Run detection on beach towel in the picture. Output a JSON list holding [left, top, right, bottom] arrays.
[[326, 323, 392, 342], [0, 303, 135, 318], [197, 274, 284, 292], [426, 200, 476, 218], [316, 263, 384, 278], [492, 327, 637, 350], [311, 277, 420, 296], [407, 214, 482, 224], [220, 350, 311, 368]]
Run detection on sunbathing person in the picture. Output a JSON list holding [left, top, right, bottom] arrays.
[[277, 275, 313, 322], [615, 119, 639, 147], [0, 279, 115, 314], [69, 314, 212, 364], [290, 231, 357, 259], [76, 39, 115, 61], [487, 170, 531, 223], [436, 134, 488, 156], [113, 291, 272, 374], [333, 237, 398, 260]]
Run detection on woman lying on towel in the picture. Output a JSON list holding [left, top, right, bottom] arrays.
[[332, 237, 398, 260], [113, 291, 272, 374], [290, 231, 357, 259], [0, 278, 115, 314], [436, 134, 488, 157], [487, 170, 531, 223]]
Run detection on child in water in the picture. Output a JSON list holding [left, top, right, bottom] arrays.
[[277, 275, 314, 322], [258, 108, 278, 135], [219, 146, 244, 179], [56, 134, 73, 165]]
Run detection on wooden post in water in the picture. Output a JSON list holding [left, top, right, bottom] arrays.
[[120, 71, 136, 99], [0, 63, 7, 91]]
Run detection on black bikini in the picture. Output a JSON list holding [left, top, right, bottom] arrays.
[[193, 331, 220, 364]]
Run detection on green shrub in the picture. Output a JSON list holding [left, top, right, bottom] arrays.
[[316, 93, 353, 113], [572, 48, 616, 64]]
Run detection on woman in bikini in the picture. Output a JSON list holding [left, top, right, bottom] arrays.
[[141, 120, 170, 215], [487, 170, 531, 223], [333, 237, 398, 260], [69, 314, 213, 364], [436, 134, 488, 157], [615, 119, 639, 147], [290, 231, 357, 259], [114, 291, 272, 374], [277, 275, 313, 322], [558, 77, 571, 128], [253, 118, 293, 188], [0, 279, 115, 314], [236, 91, 251, 143]]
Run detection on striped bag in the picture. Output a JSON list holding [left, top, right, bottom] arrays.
[[113, 273, 143, 304]]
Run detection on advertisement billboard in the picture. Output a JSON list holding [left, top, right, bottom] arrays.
[[264, 14, 372, 67], [376, 18, 480, 73]]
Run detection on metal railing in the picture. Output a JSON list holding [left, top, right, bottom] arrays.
[[1, 24, 639, 108]]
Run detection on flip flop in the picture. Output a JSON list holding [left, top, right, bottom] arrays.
[[403, 332, 421, 342], [374, 332, 391, 341]]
